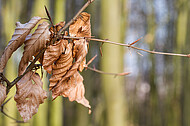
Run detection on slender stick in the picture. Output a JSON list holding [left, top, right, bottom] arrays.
[[61, 36, 190, 57], [90, 38, 190, 57], [44, 6, 54, 26], [57, 0, 95, 36], [1, 97, 25, 123], [128, 45, 189, 57], [0, 73, 11, 86], [86, 66, 130, 76]]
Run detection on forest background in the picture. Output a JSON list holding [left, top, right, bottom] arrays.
[[0, 0, 190, 126]]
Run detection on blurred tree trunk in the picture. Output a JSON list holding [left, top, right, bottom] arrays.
[[176, 0, 190, 126], [100, 0, 127, 126], [2, 0, 21, 126], [183, 3, 190, 126], [144, 0, 158, 125]]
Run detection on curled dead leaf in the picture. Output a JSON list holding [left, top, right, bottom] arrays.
[[0, 83, 7, 105], [43, 39, 68, 74], [19, 22, 50, 75], [51, 72, 91, 110], [73, 39, 88, 72], [69, 12, 91, 37], [48, 12, 91, 112], [53, 39, 89, 89], [14, 71, 47, 122], [49, 42, 73, 90], [0, 16, 42, 73]]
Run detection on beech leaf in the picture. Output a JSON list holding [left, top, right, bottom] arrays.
[[73, 39, 88, 72], [49, 42, 73, 90], [51, 72, 91, 110], [43, 39, 68, 74], [0, 83, 7, 105], [14, 71, 47, 122], [54, 39, 89, 87], [19, 22, 50, 75], [0, 16, 42, 73], [69, 12, 91, 37]]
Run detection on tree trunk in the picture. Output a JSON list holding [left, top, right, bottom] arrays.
[[100, 0, 127, 126], [176, 0, 190, 125]]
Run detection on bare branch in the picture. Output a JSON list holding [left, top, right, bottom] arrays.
[[86, 66, 130, 77], [44, 6, 54, 27], [0, 73, 11, 86], [85, 55, 130, 76], [1, 97, 25, 123], [129, 37, 143, 46], [90, 38, 190, 58], [86, 55, 97, 66]]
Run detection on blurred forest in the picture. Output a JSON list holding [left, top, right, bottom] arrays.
[[0, 0, 190, 126]]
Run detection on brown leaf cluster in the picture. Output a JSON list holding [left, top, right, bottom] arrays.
[[43, 12, 91, 110], [0, 16, 50, 121], [0, 11, 91, 122], [14, 71, 47, 122]]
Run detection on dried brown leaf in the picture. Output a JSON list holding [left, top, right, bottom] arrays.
[[43, 39, 68, 74], [19, 22, 50, 75], [51, 39, 89, 93], [51, 72, 91, 110], [69, 12, 91, 37], [73, 39, 88, 72], [49, 42, 73, 90], [47, 12, 91, 111], [14, 71, 47, 122], [0, 17, 42, 73], [0, 83, 7, 105]]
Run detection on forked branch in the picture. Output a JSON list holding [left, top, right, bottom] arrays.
[[1, 97, 25, 123]]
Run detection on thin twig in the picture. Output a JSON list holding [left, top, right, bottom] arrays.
[[44, 6, 54, 27], [86, 55, 97, 66], [86, 66, 130, 76], [51, 35, 190, 58], [90, 38, 190, 57], [129, 37, 143, 46], [57, 0, 95, 36], [1, 97, 25, 123], [0, 73, 11, 86]]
